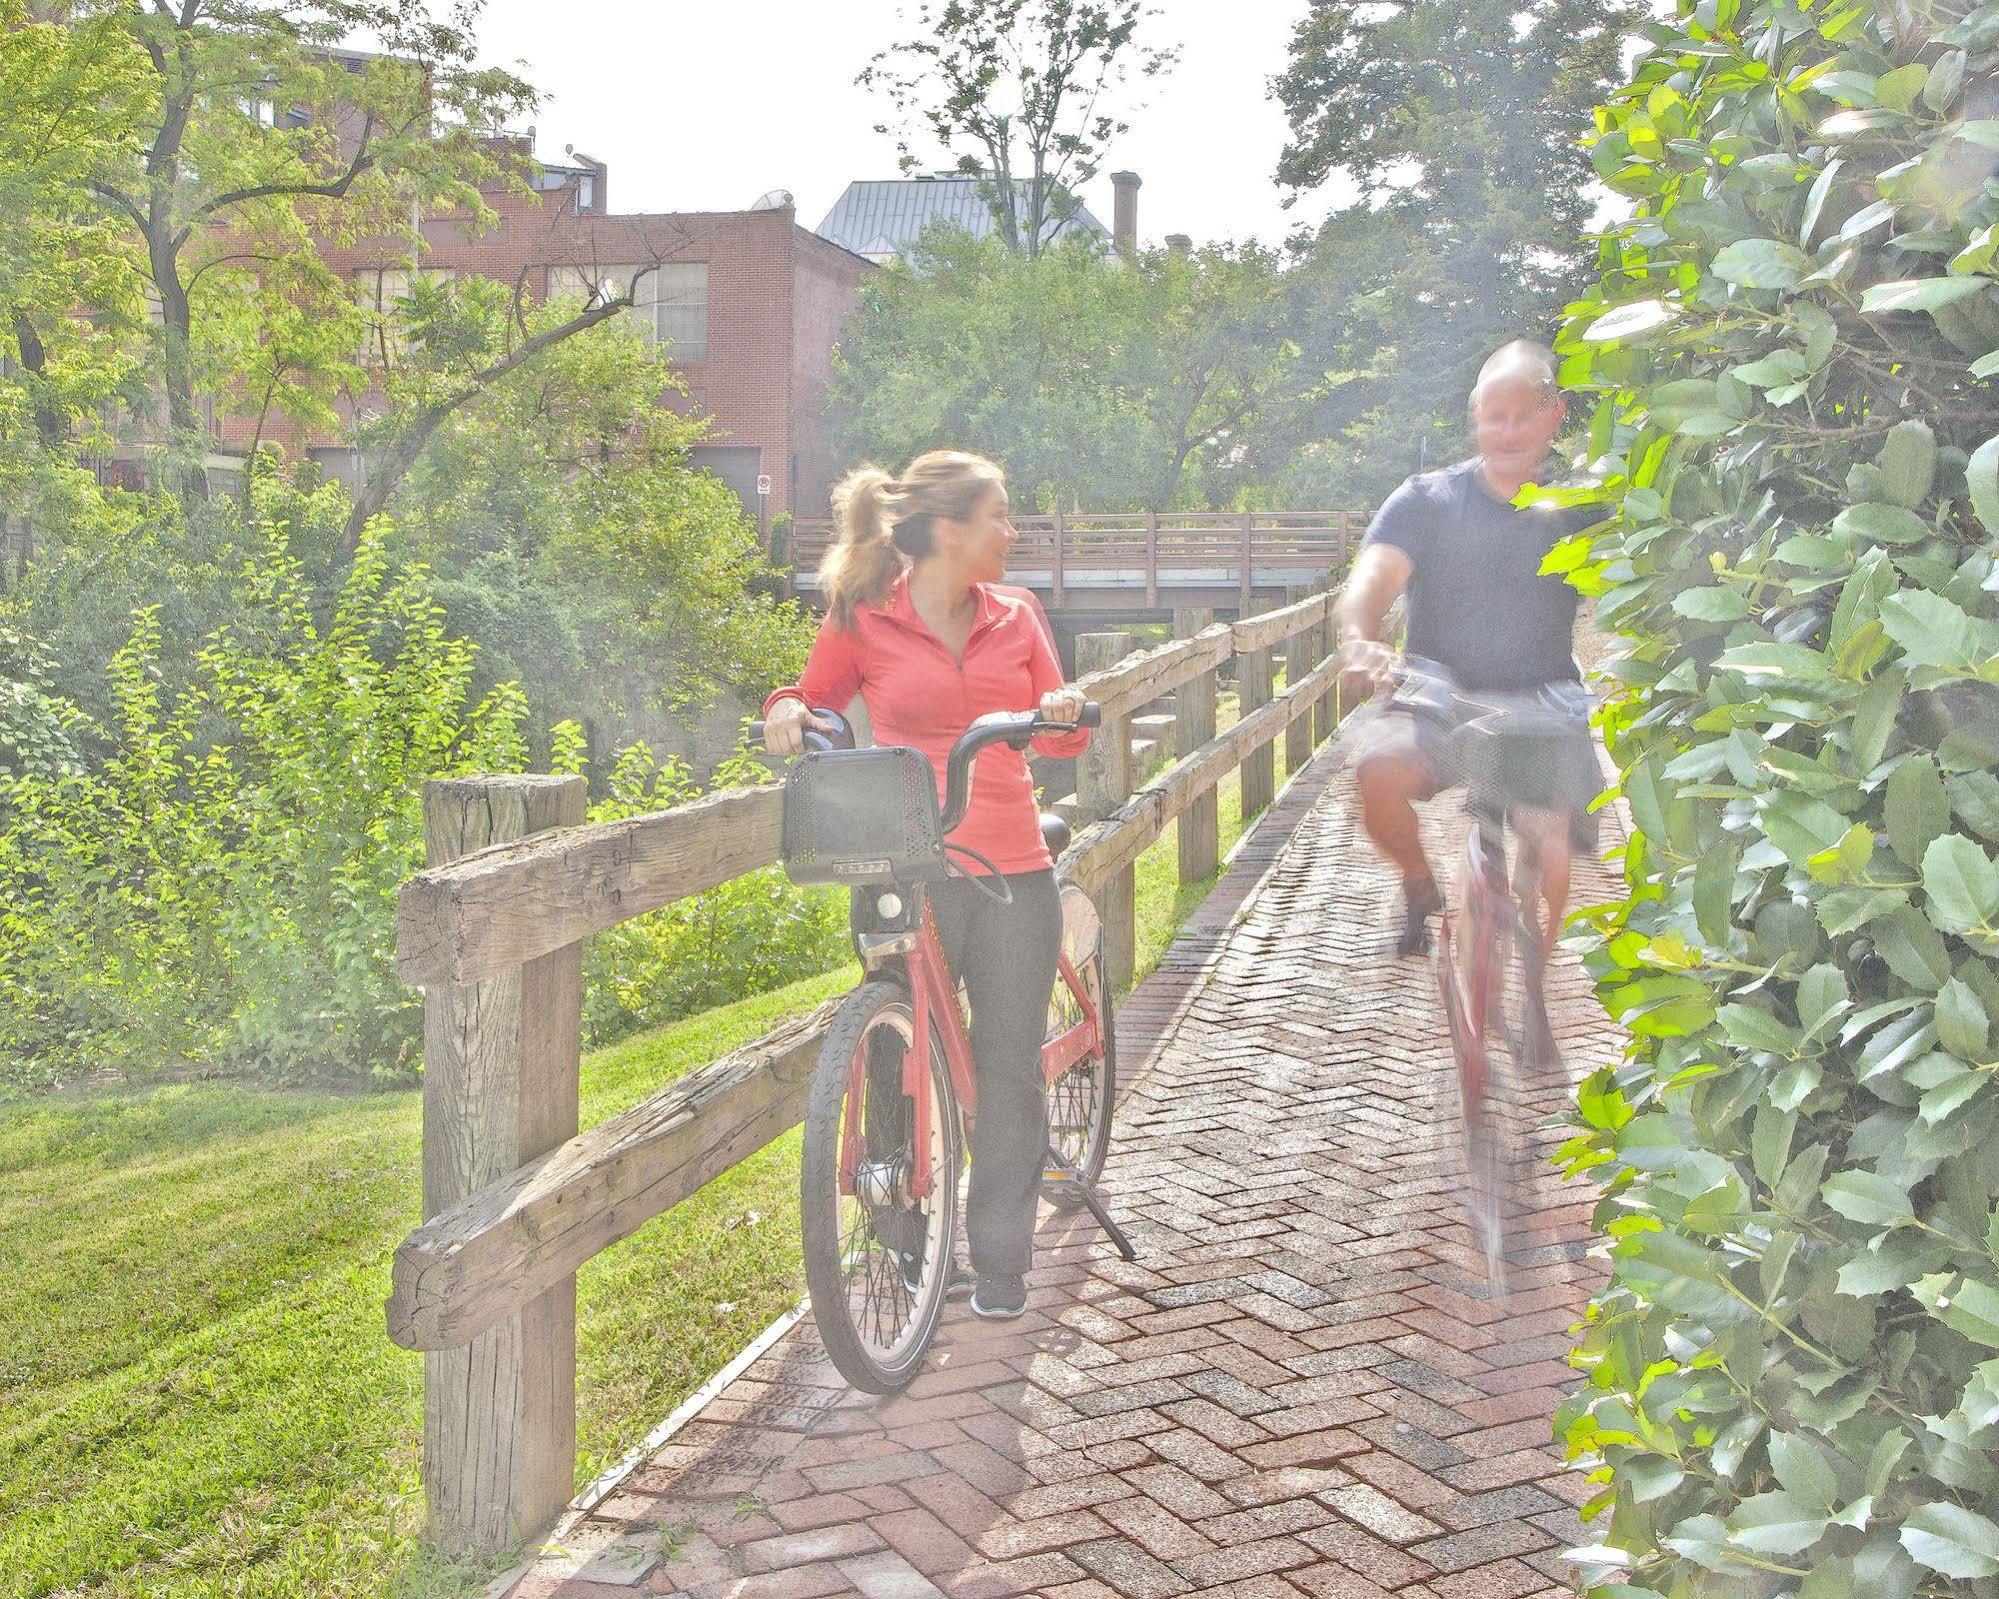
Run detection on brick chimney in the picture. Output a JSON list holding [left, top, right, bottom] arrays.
[[1110, 171, 1141, 257], [1165, 233, 1192, 256]]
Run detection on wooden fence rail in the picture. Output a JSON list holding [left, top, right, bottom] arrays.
[[386, 583, 1350, 1556]]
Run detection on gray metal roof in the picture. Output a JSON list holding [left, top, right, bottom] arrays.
[[815, 176, 1108, 261]]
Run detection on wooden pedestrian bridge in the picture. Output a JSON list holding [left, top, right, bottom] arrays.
[[387, 584, 1619, 1599], [785, 512, 1368, 620]]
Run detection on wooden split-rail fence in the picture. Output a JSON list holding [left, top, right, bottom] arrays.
[[384, 583, 1350, 1556]]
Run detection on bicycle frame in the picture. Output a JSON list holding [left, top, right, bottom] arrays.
[[836, 891, 1102, 1205]]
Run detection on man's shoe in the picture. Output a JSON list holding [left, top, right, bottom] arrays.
[[970, 1274, 1028, 1320], [1395, 876, 1443, 957]]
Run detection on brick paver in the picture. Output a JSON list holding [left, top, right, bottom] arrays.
[[513, 737, 1625, 1599]]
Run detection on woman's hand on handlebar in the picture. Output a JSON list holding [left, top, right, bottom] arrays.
[[1038, 685, 1089, 726], [763, 695, 839, 758]]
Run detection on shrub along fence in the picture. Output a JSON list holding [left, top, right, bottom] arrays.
[[1551, 1, 1999, 1594], [383, 589, 1342, 1556]]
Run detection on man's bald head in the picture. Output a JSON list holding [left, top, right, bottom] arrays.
[[1470, 340, 1561, 414]]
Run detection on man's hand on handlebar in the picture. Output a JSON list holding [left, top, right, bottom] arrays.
[[1338, 637, 1399, 705], [763, 695, 840, 758]]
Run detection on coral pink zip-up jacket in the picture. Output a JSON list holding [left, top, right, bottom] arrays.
[[763, 576, 1092, 875]]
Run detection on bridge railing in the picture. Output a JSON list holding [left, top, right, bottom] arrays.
[[787, 510, 1365, 608], [383, 585, 1348, 1557]]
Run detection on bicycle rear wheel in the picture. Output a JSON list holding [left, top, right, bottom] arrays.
[[800, 979, 961, 1392], [1045, 899, 1116, 1207]]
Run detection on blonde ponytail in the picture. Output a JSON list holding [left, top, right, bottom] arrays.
[[820, 451, 1006, 629]]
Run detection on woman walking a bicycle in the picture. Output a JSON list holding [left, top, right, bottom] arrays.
[[762, 450, 1093, 1324]]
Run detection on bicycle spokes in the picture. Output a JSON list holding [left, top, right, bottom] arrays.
[[822, 1007, 958, 1368]]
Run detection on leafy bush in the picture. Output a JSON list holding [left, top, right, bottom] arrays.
[[571, 738, 849, 1048], [0, 523, 528, 1089], [1551, 1, 1999, 1593]]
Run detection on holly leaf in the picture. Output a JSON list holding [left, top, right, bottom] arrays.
[[1923, 835, 1999, 935], [1901, 1501, 1999, 1578]]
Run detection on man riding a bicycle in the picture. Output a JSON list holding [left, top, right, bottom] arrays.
[[1334, 340, 1600, 1063]]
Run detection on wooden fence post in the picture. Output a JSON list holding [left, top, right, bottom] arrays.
[[1052, 509, 1066, 609], [418, 773, 587, 1557], [1314, 598, 1338, 749], [1240, 636, 1275, 819], [1283, 585, 1314, 777], [1077, 631, 1135, 990], [1173, 608, 1218, 883], [1145, 513, 1160, 609]]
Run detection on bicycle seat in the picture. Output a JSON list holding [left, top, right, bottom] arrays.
[[1040, 812, 1072, 857]]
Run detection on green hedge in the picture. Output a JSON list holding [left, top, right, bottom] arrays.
[[1551, 1, 1999, 1593]]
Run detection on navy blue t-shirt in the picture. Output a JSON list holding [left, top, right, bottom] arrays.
[[1361, 458, 1588, 692]]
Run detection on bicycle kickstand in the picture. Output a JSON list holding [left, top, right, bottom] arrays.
[[1044, 1146, 1139, 1262]]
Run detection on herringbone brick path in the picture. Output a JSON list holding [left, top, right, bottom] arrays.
[[512, 743, 1627, 1599]]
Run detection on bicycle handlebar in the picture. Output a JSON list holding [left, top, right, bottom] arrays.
[[749, 702, 1101, 838], [939, 705, 1099, 834]]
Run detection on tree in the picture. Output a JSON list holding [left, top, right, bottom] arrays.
[[1269, 0, 1644, 497], [828, 229, 1301, 508], [0, 2, 147, 533], [383, 284, 812, 758], [859, 0, 1177, 256], [1551, 2, 1999, 1592]]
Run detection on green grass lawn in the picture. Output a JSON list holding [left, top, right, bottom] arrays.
[[0, 705, 1318, 1599]]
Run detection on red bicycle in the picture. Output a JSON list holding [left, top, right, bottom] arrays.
[[1387, 662, 1591, 1283], [753, 706, 1131, 1392]]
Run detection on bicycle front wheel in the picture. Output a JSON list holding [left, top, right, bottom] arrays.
[[1438, 914, 1509, 1283], [800, 979, 962, 1393]]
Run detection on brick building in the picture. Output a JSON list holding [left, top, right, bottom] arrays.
[[219, 139, 874, 523]]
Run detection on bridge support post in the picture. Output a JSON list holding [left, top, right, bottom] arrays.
[[1238, 511, 1253, 613], [1173, 608, 1218, 883], [417, 774, 587, 1557], [1077, 630, 1135, 990], [1284, 585, 1315, 777], [1240, 639, 1275, 820]]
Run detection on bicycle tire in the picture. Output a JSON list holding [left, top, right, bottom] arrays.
[[1045, 942, 1116, 1208], [800, 979, 961, 1393], [1438, 912, 1511, 1283]]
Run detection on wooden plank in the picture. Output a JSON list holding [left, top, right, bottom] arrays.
[[1076, 632, 1136, 990], [1285, 585, 1315, 777], [1076, 625, 1233, 719], [388, 1000, 837, 1352], [1173, 607, 1218, 884], [418, 774, 586, 1557], [397, 785, 784, 989], [1145, 513, 1159, 608], [1239, 643, 1275, 818], [1231, 591, 1330, 654]]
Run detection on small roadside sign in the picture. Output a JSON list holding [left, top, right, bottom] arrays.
[[756, 474, 772, 496]]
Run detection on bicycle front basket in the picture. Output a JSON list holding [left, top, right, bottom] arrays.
[[780, 746, 949, 886]]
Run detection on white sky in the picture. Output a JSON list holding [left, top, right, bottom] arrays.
[[469, 0, 1339, 248]]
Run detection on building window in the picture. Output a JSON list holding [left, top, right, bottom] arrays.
[[546, 263, 707, 363], [353, 267, 454, 367], [653, 264, 708, 363], [576, 173, 595, 212]]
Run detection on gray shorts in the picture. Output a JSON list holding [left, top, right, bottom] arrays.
[[1350, 697, 1602, 854]]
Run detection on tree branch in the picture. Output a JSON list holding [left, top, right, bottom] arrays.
[[194, 112, 377, 222]]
